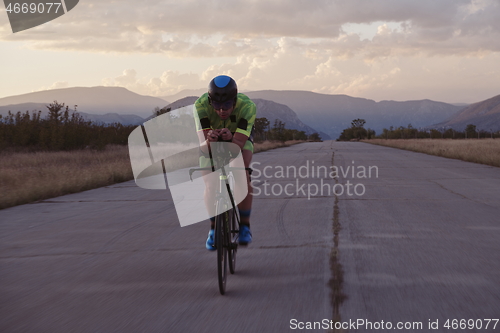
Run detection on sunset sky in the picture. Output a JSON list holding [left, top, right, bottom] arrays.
[[1, 0, 499, 103]]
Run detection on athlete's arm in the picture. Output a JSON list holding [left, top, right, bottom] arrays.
[[198, 129, 220, 156], [218, 128, 246, 150], [232, 132, 248, 150], [231, 96, 256, 150], [194, 95, 221, 153], [199, 129, 220, 142]]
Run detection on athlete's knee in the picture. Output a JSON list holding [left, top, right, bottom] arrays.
[[204, 184, 216, 195]]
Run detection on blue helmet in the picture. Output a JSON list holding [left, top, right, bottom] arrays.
[[208, 75, 238, 103]]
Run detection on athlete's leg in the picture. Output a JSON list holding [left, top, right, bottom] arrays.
[[201, 170, 216, 229], [201, 169, 217, 250], [237, 149, 253, 226]]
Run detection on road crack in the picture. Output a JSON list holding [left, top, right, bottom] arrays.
[[328, 146, 347, 333]]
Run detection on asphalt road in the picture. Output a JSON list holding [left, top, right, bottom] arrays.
[[1, 141, 499, 332], [333, 142, 500, 332]]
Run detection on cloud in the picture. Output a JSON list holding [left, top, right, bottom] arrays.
[[1, 0, 498, 58], [100, 40, 500, 103], [36, 81, 70, 91], [10, 0, 497, 103], [102, 69, 203, 96], [114, 69, 137, 86]]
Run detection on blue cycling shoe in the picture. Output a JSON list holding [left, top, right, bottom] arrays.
[[239, 224, 252, 245], [206, 229, 216, 251]]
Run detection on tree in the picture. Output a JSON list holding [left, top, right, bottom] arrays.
[[308, 132, 322, 142], [404, 124, 417, 139], [382, 128, 389, 139], [295, 130, 308, 141], [351, 118, 366, 128], [430, 129, 441, 139], [270, 119, 286, 141], [47, 101, 65, 123], [254, 117, 270, 142], [152, 106, 171, 117], [338, 118, 369, 141], [46, 101, 66, 149], [465, 124, 476, 138], [444, 128, 454, 139]]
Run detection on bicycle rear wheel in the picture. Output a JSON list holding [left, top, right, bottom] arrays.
[[216, 204, 228, 295], [228, 208, 239, 274]]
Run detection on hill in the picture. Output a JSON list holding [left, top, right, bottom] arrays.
[[432, 94, 500, 131], [0, 87, 168, 118], [244, 91, 463, 139]]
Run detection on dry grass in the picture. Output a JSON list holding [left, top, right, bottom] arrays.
[[0, 145, 133, 210], [0, 140, 307, 210], [254, 140, 306, 153], [364, 139, 500, 167]]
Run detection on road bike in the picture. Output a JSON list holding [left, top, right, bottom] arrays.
[[189, 141, 252, 294]]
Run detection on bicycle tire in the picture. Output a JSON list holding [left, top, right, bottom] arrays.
[[228, 208, 239, 274], [216, 202, 228, 295]]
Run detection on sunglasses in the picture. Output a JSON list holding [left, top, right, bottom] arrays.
[[210, 99, 234, 111]]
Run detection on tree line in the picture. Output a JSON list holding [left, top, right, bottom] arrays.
[[254, 118, 321, 142], [0, 101, 136, 151], [337, 119, 499, 141], [378, 123, 499, 139], [0, 103, 322, 152]]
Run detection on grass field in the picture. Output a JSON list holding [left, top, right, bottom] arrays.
[[0, 140, 306, 210], [254, 140, 305, 153], [364, 139, 500, 168], [0, 145, 133, 210]]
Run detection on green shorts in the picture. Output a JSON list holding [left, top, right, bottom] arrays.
[[243, 140, 254, 153]]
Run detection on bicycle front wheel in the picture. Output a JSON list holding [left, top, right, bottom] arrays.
[[228, 208, 239, 274], [216, 205, 228, 295]]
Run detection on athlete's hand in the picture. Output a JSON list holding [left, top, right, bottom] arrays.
[[219, 128, 233, 141], [207, 129, 220, 142]]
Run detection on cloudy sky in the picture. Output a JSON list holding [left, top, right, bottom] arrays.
[[1, 0, 499, 103]]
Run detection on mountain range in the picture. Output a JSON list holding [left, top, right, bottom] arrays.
[[432, 94, 500, 132], [0, 87, 168, 118], [2, 86, 498, 139], [244, 91, 466, 139], [162, 89, 475, 138]]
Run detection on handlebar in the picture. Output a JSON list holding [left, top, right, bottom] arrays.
[[189, 167, 253, 181]]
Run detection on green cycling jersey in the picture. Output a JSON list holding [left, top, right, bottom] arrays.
[[194, 92, 256, 141]]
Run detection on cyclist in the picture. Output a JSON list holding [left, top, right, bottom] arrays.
[[194, 75, 256, 250]]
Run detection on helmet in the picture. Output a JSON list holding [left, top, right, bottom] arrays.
[[208, 75, 237, 103]]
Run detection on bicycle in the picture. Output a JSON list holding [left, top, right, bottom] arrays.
[[189, 140, 252, 295]]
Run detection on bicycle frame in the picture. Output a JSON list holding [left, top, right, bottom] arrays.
[[189, 164, 250, 226], [188, 142, 252, 294]]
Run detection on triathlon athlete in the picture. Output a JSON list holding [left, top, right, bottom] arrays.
[[194, 75, 256, 250]]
